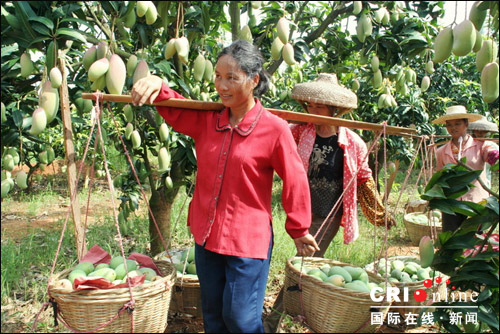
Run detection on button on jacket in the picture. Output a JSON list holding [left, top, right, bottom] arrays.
[[154, 84, 311, 259]]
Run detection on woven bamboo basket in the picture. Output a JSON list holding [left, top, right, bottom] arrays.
[[155, 249, 202, 318], [365, 256, 448, 321], [170, 273, 203, 318], [283, 257, 392, 333], [404, 212, 442, 246], [48, 260, 176, 333]]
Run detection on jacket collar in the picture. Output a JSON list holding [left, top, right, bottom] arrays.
[[216, 99, 263, 136], [443, 134, 478, 157]]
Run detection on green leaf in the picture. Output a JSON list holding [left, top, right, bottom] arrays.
[[55, 28, 87, 44], [421, 184, 446, 200], [13, 1, 37, 40], [28, 16, 54, 31], [478, 303, 500, 330], [12, 109, 23, 128], [428, 199, 456, 214], [484, 197, 499, 215]]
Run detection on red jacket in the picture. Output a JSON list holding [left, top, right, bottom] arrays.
[[155, 84, 311, 259]]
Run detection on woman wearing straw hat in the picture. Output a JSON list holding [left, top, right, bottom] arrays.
[[432, 106, 499, 232], [264, 73, 394, 333], [289, 73, 395, 251], [131, 40, 319, 333], [469, 116, 499, 188]]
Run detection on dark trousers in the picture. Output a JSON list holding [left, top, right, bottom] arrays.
[[195, 236, 273, 333], [442, 212, 467, 233]]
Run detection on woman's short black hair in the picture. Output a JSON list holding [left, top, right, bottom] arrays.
[[217, 40, 270, 97]]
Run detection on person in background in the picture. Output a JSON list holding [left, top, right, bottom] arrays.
[[131, 40, 319, 333], [264, 73, 395, 333], [432, 106, 499, 232], [468, 115, 499, 187]]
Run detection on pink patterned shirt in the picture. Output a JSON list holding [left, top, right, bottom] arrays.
[[290, 123, 372, 244]]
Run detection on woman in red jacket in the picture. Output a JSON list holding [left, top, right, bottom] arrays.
[[131, 40, 319, 333]]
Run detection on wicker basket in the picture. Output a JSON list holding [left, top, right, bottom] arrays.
[[155, 249, 202, 318], [170, 273, 203, 318], [405, 199, 428, 214], [48, 260, 176, 333], [283, 257, 392, 333], [404, 212, 442, 246], [365, 256, 448, 321]]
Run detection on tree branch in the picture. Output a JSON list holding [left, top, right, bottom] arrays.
[[85, 2, 112, 40]]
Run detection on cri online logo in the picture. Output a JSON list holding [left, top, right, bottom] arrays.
[[370, 276, 479, 303]]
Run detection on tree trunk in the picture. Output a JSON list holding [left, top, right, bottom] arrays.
[[149, 186, 177, 256]]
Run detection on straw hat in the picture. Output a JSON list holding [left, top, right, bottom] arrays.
[[291, 73, 358, 112], [468, 116, 499, 132], [431, 105, 483, 124]]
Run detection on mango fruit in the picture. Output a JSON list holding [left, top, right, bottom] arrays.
[[371, 55, 379, 71], [126, 54, 138, 77], [29, 107, 47, 135], [145, 2, 157, 25], [372, 69, 382, 88], [131, 130, 141, 149], [46, 40, 58, 72], [277, 18, 290, 44], [123, 104, 134, 123], [74, 261, 95, 275], [325, 274, 345, 287], [164, 38, 177, 60], [83, 45, 97, 71], [421, 75, 430, 92], [123, 8, 136, 28], [20, 52, 35, 78], [193, 54, 206, 82], [133, 60, 150, 84], [361, 13, 372, 37], [88, 58, 110, 82], [159, 123, 169, 142], [95, 263, 110, 270], [356, 18, 366, 43], [158, 147, 170, 172], [139, 267, 157, 280], [110, 256, 125, 269], [239, 25, 253, 43], [3, 154, 14, 171], [125, 122, 134, 140], [481, 62, 499, 103], [476, 39, 498, 72], [469, 1, 487, 30], [136, 1, 149, 17], [425, 60, 434, 74], [165, 176, 174, 189], [419, 236, 434, 268], [352, 1, 362, 15], [271, 37, 284, 61], [88, 268, 116, 281], [345, 281, 370, 293], [473, 30, 483, 52], [39, 81, 59, 124], [1, 102, 6, 123], [68, 269, 87, 284], [433, 27, 453, 63], [175, 36, 190, 64], [49, 67, 63, 88], [452, 20, 476, 57], [351, 79, 360, 91], [282, 43, 295, 65], [91, 75, 106, 91], [96, 41, 109, 60], [106, 54, 126, 95], [328, 266, 352, 283]]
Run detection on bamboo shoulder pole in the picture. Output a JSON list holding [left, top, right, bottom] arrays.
[[82, 93, 417, 137]]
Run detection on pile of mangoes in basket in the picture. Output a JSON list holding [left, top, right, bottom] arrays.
[[291, 258, 385, 293], [369, 257, 441, 284], [171, 247, 198, 279], [54, 256, 162, 291]]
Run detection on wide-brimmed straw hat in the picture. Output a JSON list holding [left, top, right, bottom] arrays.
[[468, 116, 499, 132], [291, 73, 358, 114], [431, 105, 483, 124]]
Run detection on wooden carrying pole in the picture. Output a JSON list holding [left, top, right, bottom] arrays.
[[82, 93, 417, 137]]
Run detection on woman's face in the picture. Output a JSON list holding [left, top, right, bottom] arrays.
[[445, 119, 468, 139], [214, 55, 258, 110], [304, 102, 332, 117]]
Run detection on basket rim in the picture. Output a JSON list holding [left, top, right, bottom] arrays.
[[49, 260, 176, 297], [403, 212, 443, 228], [286, 257, 392, 302]]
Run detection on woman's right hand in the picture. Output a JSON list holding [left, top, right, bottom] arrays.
[[131, 75, 163, 106]]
